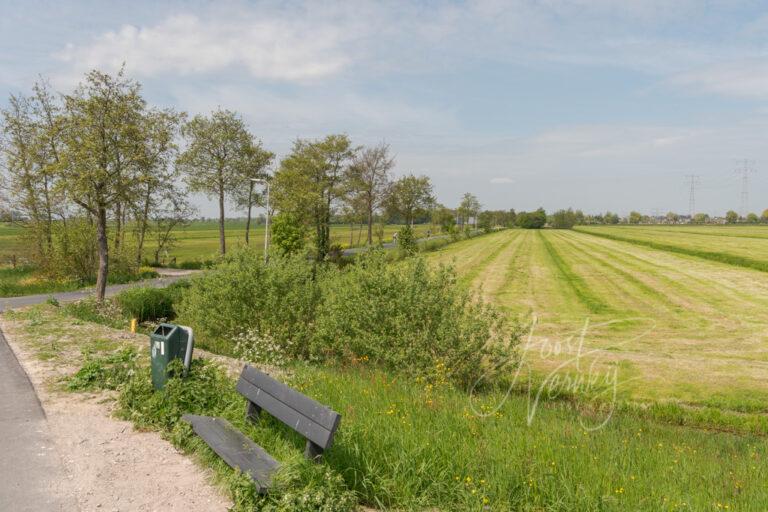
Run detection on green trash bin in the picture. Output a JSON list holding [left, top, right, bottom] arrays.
[[150, 323, 194, 390]]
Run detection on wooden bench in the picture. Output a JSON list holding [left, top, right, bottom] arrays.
[[182, 364, 341, 493]]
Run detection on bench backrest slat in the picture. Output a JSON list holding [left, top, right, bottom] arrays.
[[236, 365, 341, 450]]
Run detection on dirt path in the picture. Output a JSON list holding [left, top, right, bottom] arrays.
[[0, 319, 232, 512]]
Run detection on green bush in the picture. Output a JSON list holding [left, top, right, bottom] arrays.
[[271, 213, 307, 256], [179, 248, 520, 388], [177, 249, 321, 357], [396, 225, 417, 256], [313, 251, 520, 388], [164, 279, 191, 304], [116, 286, 175, 322]]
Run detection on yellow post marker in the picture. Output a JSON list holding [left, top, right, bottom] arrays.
[[130, 318, 138, 334]]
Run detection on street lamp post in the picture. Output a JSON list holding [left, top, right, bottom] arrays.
[[251, 178, 270, 262]]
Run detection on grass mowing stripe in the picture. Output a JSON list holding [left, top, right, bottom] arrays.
[[576, 227, 768, 273], [537, 231, 612, 314], [551, 231, 674, 311], [569, 231, 768, 311], [628, 227, 768, 241], [455, 231, 519, 287]]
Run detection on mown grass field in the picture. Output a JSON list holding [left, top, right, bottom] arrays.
[[427, 226, 768, 410]]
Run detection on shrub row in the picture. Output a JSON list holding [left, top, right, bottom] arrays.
[[177, 249, 521, 388]]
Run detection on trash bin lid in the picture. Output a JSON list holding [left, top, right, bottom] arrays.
[[152, 323, 177, 337]]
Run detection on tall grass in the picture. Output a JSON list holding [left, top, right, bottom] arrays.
[[65, 345, 768, 511]]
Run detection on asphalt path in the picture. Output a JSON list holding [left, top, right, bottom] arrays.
[[0, 327, 79, 510], [0, 274, 190, 313]]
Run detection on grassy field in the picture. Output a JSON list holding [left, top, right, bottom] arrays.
[[6, 304, 768, 511], [162, 220, 431, 264], [0, 220, 432, 296], [0, 222, 24, 261], [427, 226, 768, 411], [0, 221, 431, 265]]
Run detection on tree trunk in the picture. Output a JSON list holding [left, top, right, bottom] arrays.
[[114, 201, 122, 254], [95, 206, 109, 302], [42, 179, 53, 255], [349, 221, 354, 247], [218, 184, 226, 255], [245, 182, 254, 245], [136, 189, 151, 265], [367, 209, 373, 245]]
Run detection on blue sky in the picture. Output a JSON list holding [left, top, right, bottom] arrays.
[[3, 0, 768, 216]]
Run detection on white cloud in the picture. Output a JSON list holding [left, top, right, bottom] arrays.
[[669, 59, 768, 98], [56, 12, 356, 82]]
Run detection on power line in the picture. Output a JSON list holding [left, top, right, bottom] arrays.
[[734, 159, 756, 217], [684, 174, 700, 218]]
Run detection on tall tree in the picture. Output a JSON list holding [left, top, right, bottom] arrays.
[[431, 204, 456, 233], [0, 85, 65, 259], [177, 109, 260, 255], [458, 192, 481, 229], [230, 144, 274, 245], [132, 108, 184, 264], [58, 70, 147, 301], [272, 134, 355, 260], [387, 174, 434, 226], [345, 142, 394, 245]]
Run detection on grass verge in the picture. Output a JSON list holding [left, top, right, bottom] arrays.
[[6, 306, 768, 511]]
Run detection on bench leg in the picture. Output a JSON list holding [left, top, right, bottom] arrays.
[[246, 401, 262, 423], [304, 441, 324, 461]]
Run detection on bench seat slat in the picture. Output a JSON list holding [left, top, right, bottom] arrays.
[[239, 365, 340, 431], [182, 414, 279, 493], [236, 378, 336, 449]]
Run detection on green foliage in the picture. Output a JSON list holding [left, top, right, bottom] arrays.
[[272, 135, 356, 261], [260, 465, 357, 512], [63, 297, 127, 329], [116, 286, 175, 322], [385, 174, 434, 225], [604, 211, 620, 224], [693, 212, 710, 224], [726, 210, 739, 224], [45, 296, 60, 307], [548, 208, 577, 229], [746, 212, 759, 224], [178, 108, 270, 256], [163, 278, 191, 304], [67, 347, 138, 391], [313, 251, 520, 388], [396, 225, 418, 256], [67, 351, 356, 511], [177, 249, 320, 357], [431, 205, 456, 233], [271, 213, 307, 256], [516, 207, 547, 229]]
